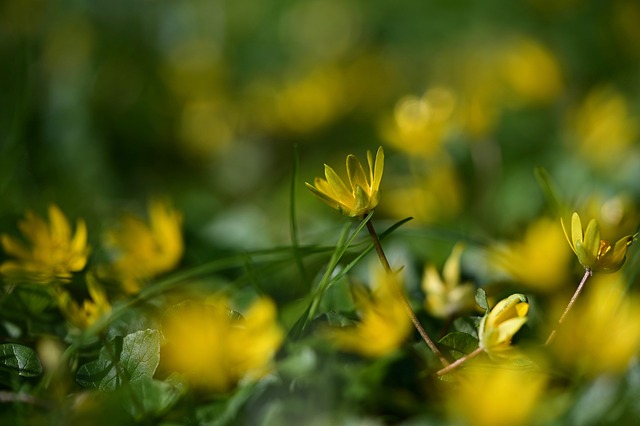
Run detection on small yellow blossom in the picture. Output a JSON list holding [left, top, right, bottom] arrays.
[[561, 212, 636, 273], [478, 294, 529, 359], [161, 296, 283, 392], [329, 271, 411, 357], [381, 87, 456, 158], [447, 366, 547, 426], [567, 86, 637, 170], [491, 217, 571, 292], [1, 204, 89, 283], [56, 274, 111, 330], [103, 199, 183, 293], [422, 244, 476, 319], [305, 147, 384, 218], [552, 273, 640, 375]]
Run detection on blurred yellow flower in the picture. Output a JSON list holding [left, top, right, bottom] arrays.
[[384, 160, 462, 223], [478, 294, 529, 359], [561, 212, 636, 273], [447, 367, 547, 426], [491, 217, 571, 292], [306, 147, 384, 218], [161, 297, 283, 392], [1, 204, 89, 283], [329, 271, 411, 357], [422, 244, 476, 319], [501, 37, 563, 104], [103, 199, 183, 294], [567, 86, 637, 169], [56, 274, 111, 330], [552, 273, 640, 375], [381, 87, 456, 157]]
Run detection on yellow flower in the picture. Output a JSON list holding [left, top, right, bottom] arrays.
[[561, 212, 636, 273], [0, 204, 89, 283], [305, 147, 384, 218], [56, 274, 111, 330], [161, 296, 283, 392], [103, 199, 183, 293], [422, 244, 476, 319], [552, 273, 640, 375], [491, 217, 571, 292], [380, 87, 455, 158], [329, 270, 411, 357], [478, 294, 529, 359], [447, 367, 547, 426]]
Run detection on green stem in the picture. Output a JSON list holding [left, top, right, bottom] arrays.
[[545, 268, 592, 346], [365, 219, 449, 367], [435, 346, 483, 377]]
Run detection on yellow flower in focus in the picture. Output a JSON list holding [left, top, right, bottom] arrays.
[[448, 367, 547, 426], [422, 244, 476, 319], [561, 212, 636, 273], [552, 273, 640, 375], [161, 297, 283, 392], [103, 200, 183, 293], [56, 274, 111, 330], [568, 86, 637, 170], [491, 217, 571, 291], [1, 204, 89, 283], [478, 294, 529, 359], [330, 271, 411, 357], [305, 147, 384, 218]]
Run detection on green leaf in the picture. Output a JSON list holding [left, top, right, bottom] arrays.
[[475, 288, 489, 313], [0, 343, 43, 377], [534, 167, 563, 217], [77, 329, 161, 390], [438, 331, 479, 360], [126, 378, 182, 420]]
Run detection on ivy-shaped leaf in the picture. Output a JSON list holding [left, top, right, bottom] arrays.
[[0, 343, 43, 377], [475, 288, 489, 313], [77, 329, 161, 390], [438, 331, 479, 360]]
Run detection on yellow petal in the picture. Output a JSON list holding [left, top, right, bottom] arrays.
[[346, 154, 369, 194], [570, 212, 584, 249], [48, 204, 72, 243], [1, 235, 31, 260], [583, 218, 601, 257], [443, 244, 464, 288], [371, 147, 384, 194], [324, 164, 353, 206]]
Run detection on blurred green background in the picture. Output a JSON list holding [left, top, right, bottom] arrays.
[[2, 0, 640, 250]]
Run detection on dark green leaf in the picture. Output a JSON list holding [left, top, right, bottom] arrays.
[[77, 329, 161, 390], [126, 378, 182, 420], [438, 331, 479, 360], [0, 343, 43, 377]]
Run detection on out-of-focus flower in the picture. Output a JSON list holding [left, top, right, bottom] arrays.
[[306, 147, 384, 218], [567, 86, 637, 169], [552, 273, 640, 375], [103, 199, 183, 294], [491, 217, 571, 292], [161, 296, 283, 392], [422, 244, 476, 319], [561, 212, 636, 273], [447, 366, 547, 426], [582, 194, 638, 243], [329, 270, 411, 357], [384, 160, 462, 223], [1, 204, 89, 283], [478, 294, 529, 359], [56, 274, 111, 330], [500, 37, 563, 104], [381, 87, 456, 157]]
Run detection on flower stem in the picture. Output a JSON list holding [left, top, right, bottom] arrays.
[[545, 268, 592, 346], [365, 219, 449, 367], [435, 346, 483, 377]]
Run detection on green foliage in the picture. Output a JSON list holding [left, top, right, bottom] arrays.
[[0, 343, 42, 377]]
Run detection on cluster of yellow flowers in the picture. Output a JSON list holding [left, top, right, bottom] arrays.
[[306, 147, 640, 424]]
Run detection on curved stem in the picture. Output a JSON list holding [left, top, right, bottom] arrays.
[[366, 219, 449, 367], [545, 268, 592, 346], [435, 346, 483, 377]]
